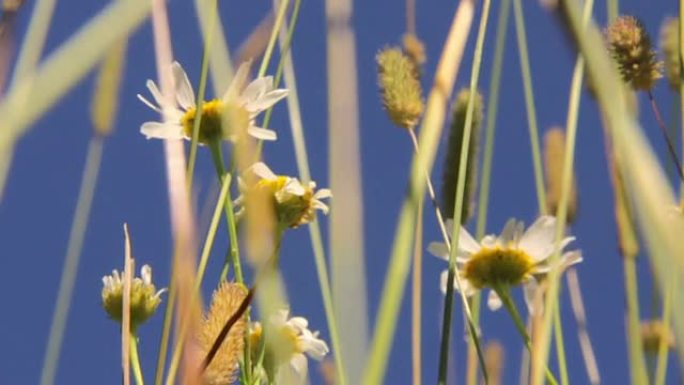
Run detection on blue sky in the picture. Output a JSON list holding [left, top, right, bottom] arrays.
[[0, 0, 680, 384]]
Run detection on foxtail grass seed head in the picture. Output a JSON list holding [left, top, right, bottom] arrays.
[[441, 88, 483, 223], [249, 309, 330, 384], [543, 127, 578, 223], [2, 0, 24, 12], [402, 33, 427, 69], [376, 47, 424, 129], [236, 162, 332, 229], [605, 15, 663, 91], [640, 319, 675, 353], [429, 216, 582, 314], [660, 17, 680, 91], [101, 265, 165, 329], [138, 60, 287, 144], [199, 282, 248, 385]]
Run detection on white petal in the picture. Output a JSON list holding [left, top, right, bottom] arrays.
[[141, 265, 152, 285], [312, 200, 330, 214], [287, 316, 309, 332], [428, 242, 450, 260], [313, 188, 332, 200], [519, 216, 558, 261], [241, 76, 274, 105], [439, 269, 475, 295], [499, 219, 520, 244], [141, 122, 183, 140], [250, 162, 278, 180], [244, 89, 289, 113], [145, 79, 165, 106], [172, 62, 196, 110], [301, 335, 329, 360], [523, 279, 542, 315], [247, 126, 278, 141], [222, 60, 252, 102], [457, 227, 481, 254], [137, 94, 161, 113], [276, 355, 307, 385], [487, 290, 503, 311], [283, 179, 306, 196]]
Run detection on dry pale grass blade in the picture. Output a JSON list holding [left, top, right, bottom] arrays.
[[0, 0, 151, 200], [363, 2, 476, 384], [534, 1, 684, 383], [91, 39, 127, 137], [122, 224, 133, 385], [411, 202, 423, 385], [566, 268, 601, 385], [482, 341, 504, 385], [325, 0, 369, 382], [235, 12, 275, 70]]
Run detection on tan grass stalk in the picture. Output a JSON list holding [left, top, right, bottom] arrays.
[[122, 225, 133, 385], [411, 201, 423, 385], [566, 268, 601, 385], [325, 0, 368, 382]]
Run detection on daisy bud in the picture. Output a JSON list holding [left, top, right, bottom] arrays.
[[543, 127, 578, 223], [101, 264, 165, 330], [441, 88, 483, 223], [605, 15, 663, 91], [402, 33, 427, 70], [376, 47, 424, 129], [660, 17, 680, 91], [640, 319, 675, 354], [199, 282, 249, 385], [484, 341, 505, 385]]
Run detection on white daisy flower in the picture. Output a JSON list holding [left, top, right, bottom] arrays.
[[137, 60, 288, 144], [101, 264, 166, 327], [235, 162, 332, 228], [428, 216, 582, 314], [249, 309, 329, 385]]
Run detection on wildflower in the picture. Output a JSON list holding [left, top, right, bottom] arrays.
[[101, 264, 165, 329], [249, 309, 329, 385], [376, 47, 424, 129], [428, 216, 582, 314], [605, 15, 662, 91], [441, 88, 483, 223], [641, 319, 675, 353], [236, 162, 331, 229], [198, 282, 248, 385], [660, 17, 680, 91], [137, 60, 288, 144], [543, 127, 578, 223]]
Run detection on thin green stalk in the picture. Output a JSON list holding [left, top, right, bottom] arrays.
[[186, 0, 218, 186], [10, 0, 56, 84], [553, 303, 568, 385], [208, 140, 243, 283], [279, 13, 347, 383], [624, 258, 649, 385], [130, 333, 145, 385], [654, 271, 673, 385], [512, 0, 546, 215], [153, 275, 176, 385], [467, 0, 509, 382], [533, 0, 592, 383], [439, 2, 492, 385], [257, 0, 290, 78], [494, 286, 558, 385], [163, 175, 231, 385], [40, 137, 104, 385]]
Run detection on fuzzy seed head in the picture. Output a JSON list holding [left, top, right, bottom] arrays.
[[441, 89, 483, 223], [605, 15, 663, 91], [101, 265, 164, 329], [660, 17, 680, 91], [376, 47, 424, 129], [199, 282, 248, 385], [543, 127, 578, 223], [402, 33, 427, 69]]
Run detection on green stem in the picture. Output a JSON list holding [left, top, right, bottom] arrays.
[[257, 0, 290, 78], [512, 0, 546, 215], [624, 257, 649, 385], [654, 270, 673, 385], [40, 137, 104, 385], [494, 285, 558, 385], [468, 0, 509, 382], [208, 140, 244, 283], [130, 332, 145, 385], [438, 1, 492, 384], [153, 275, 176, 385], [186, 0, 217, 187]]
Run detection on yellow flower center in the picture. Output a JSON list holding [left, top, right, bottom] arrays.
[[180, 99, 250, 144], [251, 177, 316, 228], [463, 246, 535, 289]]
